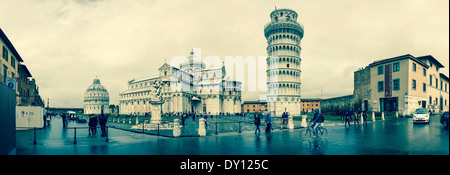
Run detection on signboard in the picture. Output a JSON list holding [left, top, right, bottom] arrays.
[[5, 77, 16, 90], [16, 106, 45, 129]]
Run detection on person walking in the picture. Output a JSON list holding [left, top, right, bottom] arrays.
[[46, 114, 51, 127], [89, 115, 98, 137], [362, 110, 368, 126], [345, 110, 351, 127], [62, 113, 67, 128], [203, 113, 208, 128], [265, 113, 272, 133], [99, 114, 107, 137], [254, 113, 261, 133], [181, 113, 186, 126], [353, 110, 360, 126]]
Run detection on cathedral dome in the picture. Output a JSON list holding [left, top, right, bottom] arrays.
[[84, 78, 110, 114]]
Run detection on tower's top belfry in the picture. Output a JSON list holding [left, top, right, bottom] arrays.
[[264, 8, 304, 39], [270, 8, 298, 22]]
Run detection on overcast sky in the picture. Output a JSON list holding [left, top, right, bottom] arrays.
[[1, 0, 448, 108]]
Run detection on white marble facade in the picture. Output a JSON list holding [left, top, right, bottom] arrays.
[[119, 50, 242, 115], [265, 9, 304, 117], [84, 78, 110, 114]]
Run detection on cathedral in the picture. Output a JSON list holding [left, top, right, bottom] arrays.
[[119, 49, 242, 115]]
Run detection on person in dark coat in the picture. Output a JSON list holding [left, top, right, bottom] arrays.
[[181, 113, 186, 126], [353, 110, 360, 126], [345, 110, 352, 127], [99, 114, 107, 137], [362, 110, 368, 126], [203, 113, 208, 127], [311, 108, 324, 138], [89, 115, 98, 137], [62, 113, 67, 128], [265, 113, 272, 133], [254, 113, 261, 133]]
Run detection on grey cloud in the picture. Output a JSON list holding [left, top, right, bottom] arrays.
[[0, 0, 447, 107]]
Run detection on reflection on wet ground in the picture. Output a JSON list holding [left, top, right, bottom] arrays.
[[16, 115, 448, 155]]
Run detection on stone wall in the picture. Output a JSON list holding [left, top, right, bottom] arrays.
[[353, 67, 371, 111], [321, 95, 354, 113]]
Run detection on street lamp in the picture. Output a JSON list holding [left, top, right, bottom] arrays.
[[320, 89, 323, 113]]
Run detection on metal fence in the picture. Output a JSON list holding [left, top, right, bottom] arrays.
[[17, 126, 115, 145], [66, 126, 115, 144], [107, 114, 296, 137]]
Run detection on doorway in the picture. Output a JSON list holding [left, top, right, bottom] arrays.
[[363, 100, 368, 111], [380, 97, 398, 112]]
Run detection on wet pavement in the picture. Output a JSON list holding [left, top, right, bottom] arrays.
[[107, 114, 342, 137], [15, 114, 448, 155]]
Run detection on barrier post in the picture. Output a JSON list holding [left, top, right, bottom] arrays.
[[215, 122, 218, 135], [157, 124, 160, 136], [73, 127, 77, 144], [105, 127, 109, 142], [238, 122, 241, 133], [33, 127, 37, 145]]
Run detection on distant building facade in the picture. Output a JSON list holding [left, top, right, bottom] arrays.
[[354, 54, 449, 115], [1, 28, 43, 107], [300, 98, 321, 113], [1, 28, 23, 104], [17, 64, 32, 106], [242, 101, 267, 113], [47, 107, 84, 115]]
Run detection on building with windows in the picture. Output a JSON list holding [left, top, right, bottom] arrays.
[[1, 28, 43, 107], [300, 98, 321, 113], [17, 64, 32, 106], [265, 8, 304, 117], [354, 54, 449, 115], [1, 28, 23, 100], [119, 49, 242, 115], [241, 101, 267, 113]]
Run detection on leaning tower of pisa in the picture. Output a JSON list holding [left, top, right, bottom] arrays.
[[264, 8, 304, 117]]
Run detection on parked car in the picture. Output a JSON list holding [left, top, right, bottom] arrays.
[[413, 108, 430, 124], [440, 112, 449, 129], [77, 116, 87, 123]]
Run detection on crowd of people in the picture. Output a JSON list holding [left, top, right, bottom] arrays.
[[56, 113, 109, 137], [87, 114, 108, 137], [343, 109, 368, 127]]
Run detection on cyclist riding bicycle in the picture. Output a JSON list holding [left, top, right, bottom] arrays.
[[310, 108, 324, 138]]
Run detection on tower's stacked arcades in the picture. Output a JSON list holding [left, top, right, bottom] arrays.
[[264, 8, 304, 116]]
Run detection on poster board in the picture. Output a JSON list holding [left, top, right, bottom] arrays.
[[16, 106, 45, 130]]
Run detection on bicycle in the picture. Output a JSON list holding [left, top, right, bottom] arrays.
[[299, 122, 328, 141]]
